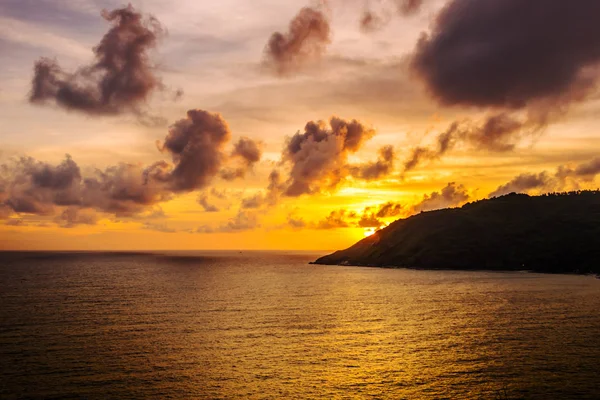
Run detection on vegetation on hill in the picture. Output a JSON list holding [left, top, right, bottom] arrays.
[[314, 191, 600, 274]]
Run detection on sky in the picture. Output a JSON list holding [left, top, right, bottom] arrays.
[[1, 0, 600, 250]]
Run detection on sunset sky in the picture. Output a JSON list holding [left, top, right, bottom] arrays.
[[1, 0, 600, 250]]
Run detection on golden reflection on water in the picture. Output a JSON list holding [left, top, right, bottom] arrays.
[[1, 252, 600, 399]]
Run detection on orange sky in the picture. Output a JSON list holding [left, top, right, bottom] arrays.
[[1, 0, 600, 250]]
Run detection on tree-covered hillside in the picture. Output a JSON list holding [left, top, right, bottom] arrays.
[[314, 191, 600, 274]]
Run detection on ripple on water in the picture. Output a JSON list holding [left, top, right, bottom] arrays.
[[1, 252, 600, 399]]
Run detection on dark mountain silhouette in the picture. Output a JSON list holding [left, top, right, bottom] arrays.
[[313, 191, 600, 274]]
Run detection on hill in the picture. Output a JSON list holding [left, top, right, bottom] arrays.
[[313, 191, 600, 274]]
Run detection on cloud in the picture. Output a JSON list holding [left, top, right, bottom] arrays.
[[357, 212, 383, 228], [142, 222, 177, 233], [573, 157, 600, 178], [232, 137, 262, 166], [196, 210, 260, 233], [355, 201, 404, 228], [210, 188, 228, 200], [397, 0, 424, 14], [1, 109, 263, 223], [2, 156, 82, 216], [264, 6, 331, 75], [240, 193, 264, 209], [144, 207, 167, 219], [220, 137, 263, 181], [403, 113, 543, 172], [281, 117, 376, 196], [404, 1, 600, 171], [221, 210, 260, 232], [155, 109, 232, 192], [238, 170, 284, 210], [360, 0, 425, 32], [412, 182, 470, 212], [0, 205, 12, 220], [197, 193, 220, 212], [314, 209, 355, 229], [219, 168, 246, 181], [82, 162, 171, 215], [489, 156, 600, 197], [289, 200, 403, 231], [56, 207, 97, 228], [489, 172, 553, 198], [350, 145, 395, 181], [286, 214, 307, 229], [375, 201, 403, 218], [30, 5, 165, 117], [359, 11, 387, 33], [411, 0, 600, 109]]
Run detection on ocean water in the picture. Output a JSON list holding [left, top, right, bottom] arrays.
[[1, 251, 599, 399]]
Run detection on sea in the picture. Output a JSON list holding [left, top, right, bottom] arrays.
[[1, 251, 599, 399]]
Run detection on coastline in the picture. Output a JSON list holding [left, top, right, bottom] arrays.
[[310, 260, 600, 278]]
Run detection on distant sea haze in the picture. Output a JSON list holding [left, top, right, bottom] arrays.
[[1, 251, 600, 399]]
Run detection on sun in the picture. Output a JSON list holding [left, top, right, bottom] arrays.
[[364, 223, 390, 237]]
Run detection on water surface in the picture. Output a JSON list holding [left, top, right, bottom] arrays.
[[1, 251, 599, 399]]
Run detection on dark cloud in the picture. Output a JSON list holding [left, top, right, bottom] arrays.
[[405, 0, 600, 169], [232, 137, 262, 166], [2, 156, 82, 215], [489, 156, 600, 197], [210, 188, 228, 200], [574, 157, 600, 178], [357, 212, 383, 228], [220, 137, 263, 181], [489, 172, 552, 198], [356, 200, 404, 228], [222, 210, 260, 232], [375, 201, 402, 218], [403, 146, 436, 172], [464, 113, 530, 152], [134, 207, 167, 220], [56, 207, 98, 228], [350, 145, 395, 180], [360, 0, 425, 32], [0, 205, 12, 220], [30, 5, 165, 116], [196, 210, 260, 233], [198, 193, 220, 212], [157, 109, 232, 191], [240, 193, 264, 210], [142, 223, 177, 233], [290, 200, 405, 231], [4, 219, 25, 227], [264, 7, 331, 75], [360, 11, 386, 33], [412, 182, 470, 213], [287, 214, 307, 229], [397, 0, 424, 14], [314, 209, 355, 229], [282, 117, 376, 196], [0, 109, 264, 222], [238, 170, 284, 210], [266, 169, 285, 203], [219, 168, 246, 181], [403, 113, 542, 172], [26, 156, 82, 194], [82, 162, 171, 215], [411, 0, 600, 109], [0, 157, 162, 217]]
